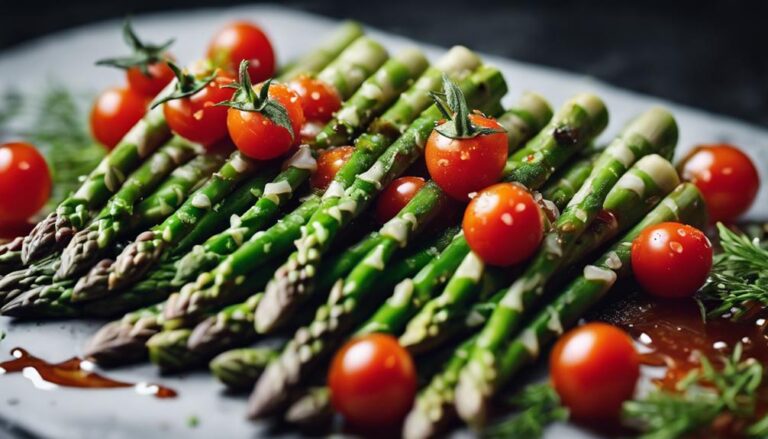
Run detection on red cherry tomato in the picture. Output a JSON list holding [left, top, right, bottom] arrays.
[[311, 146, 355, 191], [90, 86, 149, 149], [226, 81, 304, 160], [425, 114, 508, 200], [328, 334, 417, 428], [126, 59, 175, 97], [462, 183, 544, 266], [375, 176, 426, 224], [631, 222, 713, 298], [679, 144, 760, 223], [0, 142, 52, 223], [288, 75, 342, 123], [550, 322, 640, 421], [207, 21, 275, 84], [163, 72, 235, 147]]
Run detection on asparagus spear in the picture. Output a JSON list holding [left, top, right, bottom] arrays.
[[72, 150, 262, 294], [173, 47, 428, 281], [58, 137, 201, 279], [355, 94, 604, 339], [403, 154, 681, 354], [210, 347, 278, 391], [22, 102, 172, 263], [455, 108, 680, 426], [0, 154, 222, 308], [83, 304, 164, 366], [275, 21, 364, 81], [254, 66, 507, 334], [185, 293, 264, 359], [146, 329, 200, 372], [284, 386, 334, 427], [0, 237, 23, 275]]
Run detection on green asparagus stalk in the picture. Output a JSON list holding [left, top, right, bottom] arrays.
[[455, 108, 680, 426], [83, 303, 164, 366], [146, 328, 199, 372], [254, 66, 507, 334], [173, 47, 427, 280], [210, 347, 278, 391], [73, 150, 262, 295], [161, 196, 322, 325], [284, 387, 334, 427], [0, 154, 222, 308], [22, 102, 171, 262], [403, 154, 681, 354], [456, 183, 705, 426], [185, 293, 264, 359], [0, 238, 23, 275], [275, 21, 364, 81], [58, 137, 201, 279], [247, 223, 462, 417]]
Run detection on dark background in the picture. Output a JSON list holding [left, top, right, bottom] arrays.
[[2, 0, 767, 127]]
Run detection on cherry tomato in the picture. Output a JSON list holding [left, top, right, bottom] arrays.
[[207, 21, 275, 84], [90, 86, 149, 149], [311, 146, 355, 191], [425, 114, 508, 200], [328, 334, 417, 428], [226, 81, 304, 160], [163, 71, 235, 147], [679, 144, 760, 223], [126, 59, 175, 97], [550, 322, 640, 421], [0, 142, 52, 223], [462, 183, 544, 266], [375, 176, 426, 224], [631, 222, 713, 298], [288, 75, 342, 123]]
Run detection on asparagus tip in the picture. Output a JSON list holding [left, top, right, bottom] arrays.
[[247, 359, 292, 418], [453, 372, 488, 427]]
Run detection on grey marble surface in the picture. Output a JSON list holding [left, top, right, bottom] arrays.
[[0, 5, 767, 438]]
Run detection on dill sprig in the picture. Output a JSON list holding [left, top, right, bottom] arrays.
[[0, 85, 105, 211], [623, 344, 767, 439], [702, 223, 768, 319], [482, 383, 569, 438]]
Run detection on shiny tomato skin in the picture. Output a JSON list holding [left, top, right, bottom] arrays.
[[679, 144, 759, 223], [126, 60, 175, 97], [227, 81, 304, 160], [0, 142, 52, 223], [90, 86, 149, 150], [462, 183, 544, 266], [550, 323, 640, 421], [425, 114, 508, 201], [288, 75, 342, 123], [631, 222, 713, 298], [328, 334, 417, 428], [207, 21, 275, 84], [375, 176, 426, 224], [163, 73, 235, 147], [311, 146, 355, 191]]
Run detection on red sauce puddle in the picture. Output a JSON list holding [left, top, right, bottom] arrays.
[[598, 292, 768, 390], [0, 347, 177, 398]]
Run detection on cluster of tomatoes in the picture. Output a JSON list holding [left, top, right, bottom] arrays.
[[326, 115, 761, 428]]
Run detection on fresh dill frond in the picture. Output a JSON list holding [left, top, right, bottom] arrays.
[[482, 383, 569, 439], [702, 224, 768, 319], [623, 344, 767, 439]]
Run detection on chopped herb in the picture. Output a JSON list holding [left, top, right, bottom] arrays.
[[186, 415, 199, 428]]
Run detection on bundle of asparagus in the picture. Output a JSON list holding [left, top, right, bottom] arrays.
[[1, 17, 732, 439]]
